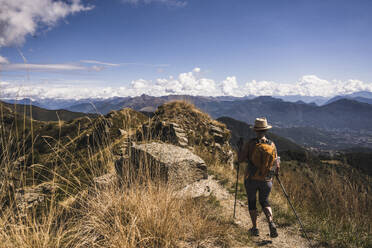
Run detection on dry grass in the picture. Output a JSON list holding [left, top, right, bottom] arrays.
[[154, 101, 226, 130], [0, 102, 241, 248], [271, 161, 372, 248], [67, 183, 233, 248], [0, 204, 69, 248], [0, 182, 235, 248]]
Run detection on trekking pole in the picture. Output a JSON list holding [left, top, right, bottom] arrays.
[[233, 161, 240, 219], [233, 137, 244, 219], [275, 174, 314, 248]]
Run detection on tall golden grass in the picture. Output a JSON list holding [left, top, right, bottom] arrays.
[[272, 161, 372, 248], [0, 102, 241, 248], [65, 183, 234, 248]]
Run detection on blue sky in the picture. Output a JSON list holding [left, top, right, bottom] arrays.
[[0, 0, 372, 99]]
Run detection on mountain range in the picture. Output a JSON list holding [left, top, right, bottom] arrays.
[[199, 97, 372, 131], [2, 91, 372, 113], [54, 94, 372, 133], [3, 93, 372, 150]]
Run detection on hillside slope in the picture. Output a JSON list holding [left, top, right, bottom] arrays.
[[199, 97, 372, 131], [0, 100, 97, 121]]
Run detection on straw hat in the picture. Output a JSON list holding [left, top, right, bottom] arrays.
[[253, 117, 272, 131]]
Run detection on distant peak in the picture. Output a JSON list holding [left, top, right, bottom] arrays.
[[253, 96, 282, 102]]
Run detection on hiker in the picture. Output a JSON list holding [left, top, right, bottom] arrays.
[[238, 117, 280, 238]]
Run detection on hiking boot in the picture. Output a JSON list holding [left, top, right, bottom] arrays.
[[249, 227, 259, 236], [269, 222, 278, 238]]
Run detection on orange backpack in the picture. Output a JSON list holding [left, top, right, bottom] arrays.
[[249, 139, 277, 181]]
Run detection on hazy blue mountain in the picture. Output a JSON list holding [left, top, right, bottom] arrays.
[[348, 91, 372, 98], [275, 95, 329, 105], [353, 97, 372, 104], [326, 96, 372, 105], [0, 100, 96, 121], [66, 94, 229, 114], [217, 116, 305, 152], [2, 98, 94, 110], [197, 97, 372, 131], [217, 116, 315, 162], [325, 91, 372, 105]]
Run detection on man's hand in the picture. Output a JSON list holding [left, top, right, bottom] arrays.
[[275, 166, 280, 176], [275, 156, 281, 176]]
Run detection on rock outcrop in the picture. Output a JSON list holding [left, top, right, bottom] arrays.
[[115, 142, 207, 189], [137, 121, 188, 147], [136, 101, 235, 168]]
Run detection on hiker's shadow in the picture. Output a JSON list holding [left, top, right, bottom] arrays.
[[256, 240, 272, 246]]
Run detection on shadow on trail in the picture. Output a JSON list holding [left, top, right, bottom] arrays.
[[256, 240, 273, 246]]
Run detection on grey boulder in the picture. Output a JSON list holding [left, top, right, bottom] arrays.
[[116, 142, 207, 189]]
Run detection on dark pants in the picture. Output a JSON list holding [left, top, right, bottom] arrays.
[[244, 178, 272, 211]]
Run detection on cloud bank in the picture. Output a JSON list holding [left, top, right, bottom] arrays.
[[1, 63, 104, 72], [0, 0, 93, 47], [1, 68, 371, 100]]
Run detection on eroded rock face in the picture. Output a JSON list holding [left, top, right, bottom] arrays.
[[137, 119, 235, 168], [137, 121, 189, 147], [116, 142, 207, 189]]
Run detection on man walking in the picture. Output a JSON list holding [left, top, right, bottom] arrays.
[[238, 117, 280, 238]]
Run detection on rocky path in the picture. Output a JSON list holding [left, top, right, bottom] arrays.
[[181, 176, 311, 248]]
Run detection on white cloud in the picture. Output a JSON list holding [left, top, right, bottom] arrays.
[[0, 55, 9, 64], [0, 69, 371, 100], [128, 68, 221, 96], [0, 81, 119, 100], [193, 67, 201, 73], [80, 60, 170, 68], [0, 60, 170, 73], [0, 0, 93, 47], [81, 60, 120, 67], [1, 63, 102, 72], [222, 76, 238, 96], [121, 0, 187, 7], [244, 75, 372, 97]]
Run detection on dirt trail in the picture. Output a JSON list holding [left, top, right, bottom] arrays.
[[181, 176, 311, 248]]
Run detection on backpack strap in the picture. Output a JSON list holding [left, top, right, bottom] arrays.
[[257, 138, 273, 145], [245, 139, 258, 181]]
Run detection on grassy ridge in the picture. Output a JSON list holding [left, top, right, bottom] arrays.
[[0, 102, 250, 248]]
